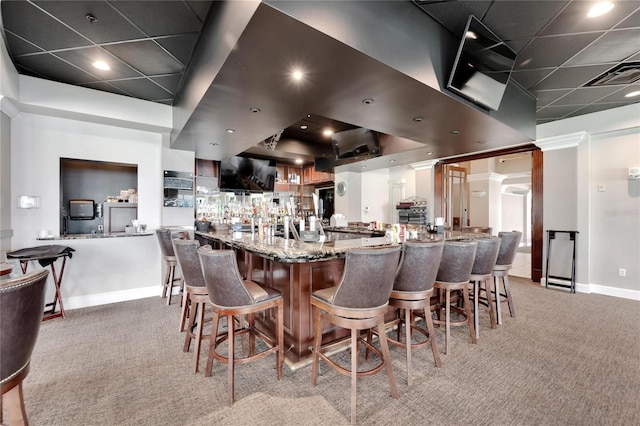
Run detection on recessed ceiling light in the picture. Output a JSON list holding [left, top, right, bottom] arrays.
[[389, 159, 396, 163], [92, 61, 110, 71], [292, 70, 304, 81], [450, 130, 460, 135], [361, 165, 367, 169], [323, 129, 333, 136], [85, 14, 98, 24], [413, 117, 424, 122], [427, 151, 433, 155], [210, 142, 218, 146], [466, 31, 477, 40], [226, 129, 235, 134], [295, 159, 303, 164], [362, 98, 374, 105], [624, 90, 640, 98], [249, 107, 260, 113], [587, 2, 614, 18], [477, 140, 486, 144], [300, 125, 308, 130]]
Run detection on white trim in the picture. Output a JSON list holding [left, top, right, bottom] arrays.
[[0, 96, 19, 118], [409, 159, 438, 170], [63, 285, 181, 310], [535, 131, 588, 151], [467, 172, 507, 183], [540, 278, 639, 301]]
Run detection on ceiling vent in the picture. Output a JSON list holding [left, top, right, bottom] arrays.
[[586, 62, 640, 87]]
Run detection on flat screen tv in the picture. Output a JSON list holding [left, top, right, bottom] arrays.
[[447, 15, 517, 111], [331, 128, 381, 160], [219, 156, 276, 192]]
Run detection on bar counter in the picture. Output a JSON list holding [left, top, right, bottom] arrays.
[[195, 230, 396, 368]]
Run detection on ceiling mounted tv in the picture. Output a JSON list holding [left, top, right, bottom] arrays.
[[447, 15, 517, 111], [331, 128, 381, 160], [219, 156, 276, 193]]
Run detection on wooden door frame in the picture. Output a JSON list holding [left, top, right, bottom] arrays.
[[434, 144, 543, 282]]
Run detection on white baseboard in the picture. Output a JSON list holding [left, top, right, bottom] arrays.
[[540, 278, 640, 301], [64, 286, 181, 310]]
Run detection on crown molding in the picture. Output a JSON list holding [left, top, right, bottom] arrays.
[[535, 131, 588, 151]]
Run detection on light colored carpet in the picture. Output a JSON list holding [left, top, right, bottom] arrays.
[[13, 277, 640, 425]]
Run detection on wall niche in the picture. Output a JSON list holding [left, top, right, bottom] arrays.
[[61, 158, 137, 235]]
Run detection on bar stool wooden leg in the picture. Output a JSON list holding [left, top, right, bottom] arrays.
[[462, 287, 477, 344], [423, 305, 441, 368]]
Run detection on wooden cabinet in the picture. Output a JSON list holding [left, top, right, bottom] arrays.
[[303, 166, 334, 184]]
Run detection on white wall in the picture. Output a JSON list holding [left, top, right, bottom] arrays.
[[501, 193, 525, 235]]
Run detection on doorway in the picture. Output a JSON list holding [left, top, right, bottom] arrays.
[[443, 165, 468, 231], [434, 145, 542, 282]]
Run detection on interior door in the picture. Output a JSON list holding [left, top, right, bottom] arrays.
[[444, 165, 467, 230]]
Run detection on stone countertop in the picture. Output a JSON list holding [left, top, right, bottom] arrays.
[[196, 231, 396, 263], [38, 232, 154, 241]]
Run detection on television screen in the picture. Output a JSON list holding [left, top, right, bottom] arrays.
[[447, 15, 517, 111], [331, 128, 381, 160], [219, 156, 276, 192]]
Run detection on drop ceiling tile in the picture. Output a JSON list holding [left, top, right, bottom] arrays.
[[33, 0, 147, 44], [566, 28, 640, 66], [103, 40, 184, 75], [416, 1, 492, 37], [4, 32, 42, 56], [110, 1, 205, 37], [566, 102, 633, 117], [535, 104, 579, 119], [515, 32, 603, 69], [80, 81, 130, 97], [510, 68, 556, 90], [1, 1, 92, 50], [597, 84, 640, 103], [548, 86, 622, 105], [531, 64, 614, 90], [615, 8, 640, 29], [108, 77, 173, 101], [531, 89, 573, 106], [55, 46, 142, 80], [155, 33, 199, 65], [484, 1, 568, 39], [14, 53, 98, 84], [187, 1, 213, 21], [540, 1, 640, 35], [150, 74, 183, 95]]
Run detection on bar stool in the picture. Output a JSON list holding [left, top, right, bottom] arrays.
[[310, 245, 401, 425], [155, 228, 188, 305], [1, 269, 48, 426], [173, 239, 212, 373], [386, 240, 444, 385], [493, 231, 522, 324], [198, 247, 283, 406], [468, 237, 501, 339], [433, 239, 478, 355]]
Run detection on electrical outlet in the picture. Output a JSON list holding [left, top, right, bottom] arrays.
[[618, 268, 626, 277], [598, 184, 606, 192]]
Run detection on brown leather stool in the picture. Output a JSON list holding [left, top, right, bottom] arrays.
[[198, 247, 283, 406], [311, 245, 401, 424], [433, 239, 478, 355]]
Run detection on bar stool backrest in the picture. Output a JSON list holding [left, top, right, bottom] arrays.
[[496, 231, 523, 267], [198, 248, 255, 307], [436, 240, 478, 283], [331, 245, 402, 309], [1, 269, 49, 385], [471, 237, 501, 276], [156, 228, 189, 258], [394, 240, 444, 292], [173, 239, 206, 288], [460, 226, 493, 235]]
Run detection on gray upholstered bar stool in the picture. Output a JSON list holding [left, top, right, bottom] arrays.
[[198, 247, 283, 406], [311, 245, 401, 425], [433, 239, 478, 355], [493, 231, 523, 325], [155, 228, 189, 305], [468, 237, 501, 339], [1, 269, 48, 426], [173, 238, 212, 373], [460, 226, 493, 235], [386, 240, 444, 386]]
